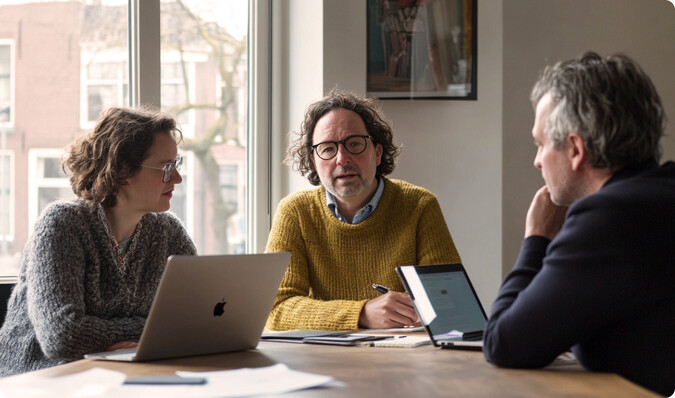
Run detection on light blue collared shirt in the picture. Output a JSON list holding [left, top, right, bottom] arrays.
[[326, 177, 385, 224]]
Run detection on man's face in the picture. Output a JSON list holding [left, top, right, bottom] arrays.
[[311, 108, 383, 208], [532, 93, 580, 206]]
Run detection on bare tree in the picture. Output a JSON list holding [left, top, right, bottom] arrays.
[[81, 0, 246, 254], [162, 0, 247, 254]]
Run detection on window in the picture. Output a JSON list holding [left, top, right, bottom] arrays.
[[81, 57, 129, 126], [0, 0, 264, 277], [0, 1, 129, 277], [161, 60, 199, 131], [219, 161, 246, 254], [220, 163, 239, 208], [170, 151, 193, 236], [0, 150, 14, 276], [0, 42, 13, 127], [160, 0, 249, 255], [0, 151, 14, 243], [28, 150, 77, 233]]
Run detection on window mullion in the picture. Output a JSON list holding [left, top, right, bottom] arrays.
[[129, 0, 161, 108]]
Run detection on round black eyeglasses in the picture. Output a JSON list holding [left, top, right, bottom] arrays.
[[311, 135, 372, 160]]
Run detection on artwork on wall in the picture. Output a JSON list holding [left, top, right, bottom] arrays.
[[367, 0, 477, 100]]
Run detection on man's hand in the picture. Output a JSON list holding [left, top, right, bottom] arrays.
[[105, 341, 138, 351], [525, 186, 568, 239], [358, 291, 421, 329]]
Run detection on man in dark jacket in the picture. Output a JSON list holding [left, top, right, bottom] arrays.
[[483, 52, 674, 397]]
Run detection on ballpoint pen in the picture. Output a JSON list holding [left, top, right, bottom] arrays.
[[371, 283, 390, 294]]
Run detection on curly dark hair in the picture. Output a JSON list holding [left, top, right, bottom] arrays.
[[286, 89, 401, 186], [531, 51, 666, 171], [63, 106, 182, 208]]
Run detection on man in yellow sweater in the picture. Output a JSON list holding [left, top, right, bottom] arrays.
[[266, 89, 461, 331]]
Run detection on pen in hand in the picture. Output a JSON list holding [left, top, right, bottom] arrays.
[[372, 283, 390, 294]]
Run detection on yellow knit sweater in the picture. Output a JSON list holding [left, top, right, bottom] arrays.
[[265, 178, 461, 331]]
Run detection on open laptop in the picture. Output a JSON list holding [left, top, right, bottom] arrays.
[[85, 252, 290, 362], [396, 263, 487, 350]]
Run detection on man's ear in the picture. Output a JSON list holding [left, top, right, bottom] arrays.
[[567, 133, 586, 171]]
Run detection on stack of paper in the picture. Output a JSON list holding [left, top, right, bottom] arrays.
[[0, 364, 335, 398]]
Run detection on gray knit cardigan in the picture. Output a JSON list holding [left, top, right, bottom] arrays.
[[0, 199, 196, 376]]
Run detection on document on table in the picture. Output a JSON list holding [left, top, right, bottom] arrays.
[[177, 363, 336, 396], [364, 334, 431, 348], [0, 364, 335, 398], [360, 326, 426, 333]]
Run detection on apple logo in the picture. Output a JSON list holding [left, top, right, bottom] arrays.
[[213, 298, 227, 316]]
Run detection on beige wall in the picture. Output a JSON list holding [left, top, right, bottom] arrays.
[[272, 0, 675, 314], [502, 0, 675, 275], [371, 2, 504, 314]]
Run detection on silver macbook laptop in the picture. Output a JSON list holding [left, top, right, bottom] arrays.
[[396, 263, 487, 350], [85, 252, 290, 362]]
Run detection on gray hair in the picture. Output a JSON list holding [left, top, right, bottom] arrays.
[[531, 52, 666, 171]]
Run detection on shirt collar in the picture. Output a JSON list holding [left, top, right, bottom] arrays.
[[326, 176, 385, 224]]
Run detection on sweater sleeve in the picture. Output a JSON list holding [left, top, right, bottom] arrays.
[[265, 198, 365, 331], [416, 195, 462, 265]]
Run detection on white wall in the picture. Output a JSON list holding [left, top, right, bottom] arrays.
[[272, 0, 675, 315], [272, 0, 323, 207]]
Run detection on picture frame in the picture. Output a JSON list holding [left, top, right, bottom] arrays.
[[367, 0, 477, 100]]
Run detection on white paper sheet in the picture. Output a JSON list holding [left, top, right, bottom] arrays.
[[0, 367, 125, 398], [0, 364, 335, 398], [176, 363, 334, 397]]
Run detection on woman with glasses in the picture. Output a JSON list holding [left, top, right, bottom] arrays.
[[0, 106, 196, 376]]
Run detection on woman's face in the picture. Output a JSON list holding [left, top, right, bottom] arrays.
[[119, 131, 182, 214]]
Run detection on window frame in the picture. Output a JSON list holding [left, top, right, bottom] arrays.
[[27, 149, 76, 233], [131, 0, 271, 254], [0, 40, 15, 129], [218, 159, 247, 252], [79, 50, 129, 129], [246, 0, 272, 253], [0, 150, 15, 243]]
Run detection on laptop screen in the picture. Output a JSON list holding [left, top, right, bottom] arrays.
[[397, 264, 486, 341]]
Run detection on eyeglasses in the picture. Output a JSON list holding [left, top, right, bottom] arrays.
[[311, 135, 372, 160], [140, 156, 183, 183]]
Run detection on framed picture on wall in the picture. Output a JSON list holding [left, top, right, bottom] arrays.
[[367, 0, 477, 100]]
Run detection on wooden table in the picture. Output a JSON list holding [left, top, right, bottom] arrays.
[[1, 341, 658, 397]]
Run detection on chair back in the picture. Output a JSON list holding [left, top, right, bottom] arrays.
[[0, 282, 15, 327]]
